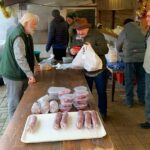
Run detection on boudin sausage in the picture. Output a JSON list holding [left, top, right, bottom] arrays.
[[53, 112, 62, 130], [26, 115, 37, 132], [76, 110, 84, 129], [60, 112, 68, 129], [91, 110, 99, 128], [49, 100, 59, 113], [84, 111, 92, 129]]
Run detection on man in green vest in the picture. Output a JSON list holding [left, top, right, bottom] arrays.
[[0, 12, 39, 120]]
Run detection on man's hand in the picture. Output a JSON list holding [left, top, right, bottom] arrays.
[[28, 76, 36, 85]]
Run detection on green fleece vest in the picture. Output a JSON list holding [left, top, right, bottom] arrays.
[[0, 23, 34, 80]]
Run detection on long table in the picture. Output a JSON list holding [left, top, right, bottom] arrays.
[[0, 69, 114, 150]]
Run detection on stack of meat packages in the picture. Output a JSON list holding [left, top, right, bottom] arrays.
[[73, 86, 89, 110]]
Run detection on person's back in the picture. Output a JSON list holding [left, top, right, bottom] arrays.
[[116, 20, 146, 62], [46, 9, 69, 60], [51, 15, 68, 46], [122, 22, 145, 62], [116, 18, 146, 108]]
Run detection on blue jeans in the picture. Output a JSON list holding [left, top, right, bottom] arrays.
[[85, 69, 107, 115], [124, 62, 145, 105], [145, 73, 150, 122]]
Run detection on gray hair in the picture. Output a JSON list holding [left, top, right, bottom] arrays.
[[19, 12, 39, 25]]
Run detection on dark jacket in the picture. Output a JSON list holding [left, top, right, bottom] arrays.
[[46, 16, 69, 51], [0, 23, 34, 80], [70, 29, 108, 76], [116, 22, 146, 62]]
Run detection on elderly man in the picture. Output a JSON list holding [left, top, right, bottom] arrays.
[[70, 18, 108, 120], [0, 12, 39, 120], [140, 9, 150, 128]]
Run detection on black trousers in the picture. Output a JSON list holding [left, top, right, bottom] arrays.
[[0, 77, 4, 86], [53, 48, 66, 60]]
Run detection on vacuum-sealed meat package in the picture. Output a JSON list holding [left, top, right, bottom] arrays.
[[49, 100, 59, 113]]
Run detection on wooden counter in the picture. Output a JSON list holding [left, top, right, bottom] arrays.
[[0, 69, 114, 150]]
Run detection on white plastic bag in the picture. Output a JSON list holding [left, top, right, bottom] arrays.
[[72, 47, 84, 69], [106, 48, 118, 63], [72, 44, 103, 71], [83, 44, 102, 71]]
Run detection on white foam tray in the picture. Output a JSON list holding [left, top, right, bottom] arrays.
[[21, 111, 106, 143]]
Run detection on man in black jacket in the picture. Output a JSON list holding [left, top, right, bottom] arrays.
[[46, 9, 69, 60]]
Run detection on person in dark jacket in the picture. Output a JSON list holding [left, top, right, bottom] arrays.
[[46, 9, 69, 60], [70, 18, 108, 120], [116, 18, 146, 107], [0, 12, 39, 120]]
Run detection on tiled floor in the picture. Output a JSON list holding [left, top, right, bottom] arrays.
[[0, 85, 8, 137]]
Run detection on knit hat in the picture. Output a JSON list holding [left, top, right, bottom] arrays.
[[74, 18, 91, 30], [52, 9, 60, 17]]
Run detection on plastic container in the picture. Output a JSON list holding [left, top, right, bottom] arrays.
[[48, 87, 67, 99], [59, 104, 72, 112], [60, 101, 72, 107], [73, 103, 88, 110], [74, 86, 87, 92], [58, 88, 71, 96], [73, 97, 88, 105], [59, 94, 74, 103], [74, 90, 89, 99], [62, 57, 73, 64]]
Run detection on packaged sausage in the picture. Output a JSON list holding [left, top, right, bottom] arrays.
[[59, 94, 74, 103], [40, 100, 50, 114], [91, 110, 99, 128], [73, 103, 88, 110], [49, 100, 59, 113], [31, 102, 41, 114], [37, 94, 51, 103], [59, 104, 72, 112], [26, 115, 37, 132], [60, 112, 68, 129], [73, 97, 88, 105], [76, 110, 84, 129], [58, 88, 71, 96], [84, 111, 92, 129], [74, 90, 89, 99], [53, 112, 62, 130]]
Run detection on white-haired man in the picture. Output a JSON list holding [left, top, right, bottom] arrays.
[[0, 12, 39, 120]]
